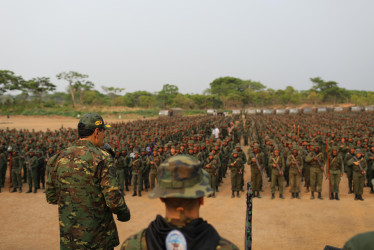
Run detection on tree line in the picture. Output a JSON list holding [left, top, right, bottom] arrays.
[[1, 70, 373, 110]]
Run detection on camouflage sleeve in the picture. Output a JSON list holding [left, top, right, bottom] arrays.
[[120, 229, 146, 250], [46, 154, 59, 205], [100, 153, 130, 216], [218, 237, 240, 250]]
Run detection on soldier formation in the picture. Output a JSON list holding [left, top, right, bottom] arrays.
[[0, 111, 373, 201]]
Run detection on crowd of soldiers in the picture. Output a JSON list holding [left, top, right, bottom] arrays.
[[0, 112, 373, 201]]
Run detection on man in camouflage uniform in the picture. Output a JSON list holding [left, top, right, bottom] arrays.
[[229, 150, 244, 198], [115, 150, 127, 196], [10, 151, 23, 193], [148, 148, 161, 189], [131, 150, 144, 196], [120, 155, 239, 250], [248, 144, 264, 198], [0, 147, 7, 189], [306, 144, 325, 200], [204, 152, 218, 198], [269, 147, 285, 199], [344, 147, 356, 194], [348, 148, 367, 201], [286, 146, 303, 199], [26, 149, 39, 193], [366, 144, 374, 193], [328, 147, 344, 200], [46, 113, 130, 250]]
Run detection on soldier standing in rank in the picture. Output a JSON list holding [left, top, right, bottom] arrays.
[[26, 149, 39, 193], [248, 144, 264, 198], [140, 149, 150, 192], [329, 147, 344, 200], [306, 144, 325, 200], [344, 147, 356, 194], [286, 146, 303, 199], [269, 147, 285, 199], [148, 148, 161, 190], [121, 148, 131, 192], [115, 150, 126, 196], [131, 150, 144, 197], [204, 153, 218, 198], [366, 144, 374, 194], [229, 150, 244, 198], [348, 149, 367, 201], [10, 151, 23, 193], [37, 151, 46, 189]]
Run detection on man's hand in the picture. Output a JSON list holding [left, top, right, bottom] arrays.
[[117, 210, 130, 222]]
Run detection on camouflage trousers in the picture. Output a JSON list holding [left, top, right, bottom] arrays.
[[271, 168, 284, 194], [27, 168, 38, 189], [310, 167, 323, 193], [303, 165, 311, 187], [289, 169, 301, 193], [208, 173, 217, 194], [330, 171, 341, 193], [346, 167, 353, 191], [230, 171, 242, 191], [117, 169, 125, 192], [353, 171, 365, 195], [132, 173, 143, 192], [150, 172, 157, 189], [251, 168, 261, 192], [11, 168, 22, 188]]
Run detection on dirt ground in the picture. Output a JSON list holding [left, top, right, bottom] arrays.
[[0, 116, 373, 250]]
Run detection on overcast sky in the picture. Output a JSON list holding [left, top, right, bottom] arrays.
[[1, 0, 373, 94]]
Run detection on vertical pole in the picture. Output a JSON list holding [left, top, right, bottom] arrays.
[[326, 139, 331, 199], [8, 154, 12, 192], [245, 182, 253, 250]]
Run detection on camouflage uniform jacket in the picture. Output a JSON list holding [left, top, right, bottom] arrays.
[[46, 140, 130, 250]]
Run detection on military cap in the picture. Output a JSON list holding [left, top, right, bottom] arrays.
[[235, 143, 241, 148], [133, 150, 139, 154], [208, 152, 214, 157], [141, 148, 146, 152], [355, 148, 363, 154], [232, 149, 238, 154], [253, 144, 260, 149], [148, 155, 213, 199], [78, 113, 111, 130]]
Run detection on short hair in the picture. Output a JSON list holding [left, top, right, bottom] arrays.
[[162, 198, 199, 210]]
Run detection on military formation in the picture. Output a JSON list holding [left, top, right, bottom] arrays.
[[0, 111, 373, 201]]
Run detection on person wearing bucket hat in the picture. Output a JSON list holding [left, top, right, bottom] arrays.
[[120, 155, 238, 250], [286, 145, 303, 199], [328, 147, 344, 200], [305, 143, 325, 200], [46, 113, 130, 249], [348, 148, 367, 200]]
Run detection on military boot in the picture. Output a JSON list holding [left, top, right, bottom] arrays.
[[306, 187, 309, 193], [11, 188, 17, 193], [231, 191, 235, 198], [370, 186, 374, 194], [132, 191, 137, 197], [271, 193, 275, 199], [354, 194, 358, 200], [26, 188, 32, 193], [19, 187, 22, 193], [33, 188, 37, 193], [330, 193, 334, 200], [335, 193, 340, 200], [310, 192, 314, 200], [125, 186, 129, 192], [359, 195, 364, 201], [280, 194, 284, 199], [212, 193, 216, 198], [291, 193, 295, 199], [318, 192, 323, 200], [296, 193, 300, 199], [257, 191, 261, 198], [216, 187, 220, 192], [138, 191, 142, 197], [236, 191, 240, 198]]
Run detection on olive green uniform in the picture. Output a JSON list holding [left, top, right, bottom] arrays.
[[348, 156, 367, 196], [286, 154, 303, 194], [247, 151, 264, 192], [269, 154, 285, 195], [329, 154, 344, 194], [305, 151, 325, 193]]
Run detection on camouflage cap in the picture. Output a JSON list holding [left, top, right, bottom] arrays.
[[78, 113, 111, 130], [148, 155, 213, 199]]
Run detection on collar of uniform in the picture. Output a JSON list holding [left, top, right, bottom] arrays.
[[75, 139, 96, 148]]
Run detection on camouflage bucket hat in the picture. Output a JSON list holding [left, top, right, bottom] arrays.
[[148, 155, 213, 199], [78, 113, 111, 130]]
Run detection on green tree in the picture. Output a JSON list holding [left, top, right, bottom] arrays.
[[158, 84, 179, 108], [0, 70, 24, 95], [25, 77, 56, 103], [73, 80, 94, 105], [310, 77, 347, 104], [56, 71, 89, 108]]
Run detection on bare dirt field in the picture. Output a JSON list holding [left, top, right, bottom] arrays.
[[0, 116, 373, 250]]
